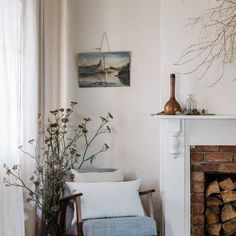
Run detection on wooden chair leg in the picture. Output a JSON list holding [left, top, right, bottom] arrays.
[[147, 192, 154, 219], [75, 196, 83, 236]]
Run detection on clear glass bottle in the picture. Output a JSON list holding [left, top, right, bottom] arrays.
[[185, 94, 195, 114]]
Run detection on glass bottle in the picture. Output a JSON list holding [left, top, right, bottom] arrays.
[[164, 73, 182, 115], [185, 94, 195, 114], [191, 94, 197, 110]]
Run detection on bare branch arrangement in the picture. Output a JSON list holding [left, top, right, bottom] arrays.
[[175, 0, 236, 86], [3, 102, 113, 221]]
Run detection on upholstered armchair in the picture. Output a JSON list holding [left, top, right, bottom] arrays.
[[58, 188, 157, 236]]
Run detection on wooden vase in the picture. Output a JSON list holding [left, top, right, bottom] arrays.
[[38, 216, 62, 236], [164, 73, 181, 115]]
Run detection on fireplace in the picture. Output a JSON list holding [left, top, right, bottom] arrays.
[[158, 116, 236, 236], [191, 146, 236, 236]]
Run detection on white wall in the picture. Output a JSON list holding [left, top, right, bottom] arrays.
[[44, 0, 161, 220], [43, 0, 236, 230], [66, 0, 160, 173], [161, 0, 236, 114]]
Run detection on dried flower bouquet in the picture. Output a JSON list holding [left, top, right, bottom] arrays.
[[4, 102, 113, 222]]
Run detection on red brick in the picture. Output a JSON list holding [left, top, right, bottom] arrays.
[[191, 153, 204, 162], [191, 214, 205, 225], [191, 146, 219, 152], [191, 182, 204, 193], [191, 193, 204, 203], [191, 225, 204, 236], [191, 172, 204, 182], [234, 155, 236, 162], [205, 153, 233, 162], [220, 146, 236, 152], [192, 162, 236, 173], [192, 203, 204, 214]]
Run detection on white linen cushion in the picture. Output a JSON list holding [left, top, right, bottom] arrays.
[[66, 179, 144, 223], [71, 168, 123, 182]]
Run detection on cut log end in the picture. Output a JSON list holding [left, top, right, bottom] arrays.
[[206, 180, 220, 198], [222, 217, 236, 235], [206, 207, 220, 225], [206, 223, 221, 236], [221, 191, 236, 204], [207, 196, 223, 207], [221, 203, 236, 223], [219, 178, 236, 191]]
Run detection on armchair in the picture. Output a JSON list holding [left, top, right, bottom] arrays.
[[58, 188, 157, 236]]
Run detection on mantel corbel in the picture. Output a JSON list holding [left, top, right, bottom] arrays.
[[167, 119, 182, 159]]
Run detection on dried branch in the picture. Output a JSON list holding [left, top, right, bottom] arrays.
[[175, 0, 236, 86], [78, 113, 112, 169]]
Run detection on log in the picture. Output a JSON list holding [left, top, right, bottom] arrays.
[[222, 217, 236, 235], [215, 194, 222, 200], [206, 180, 220, 198], [211, 205, 220, 215], [207, 196, 223, 207], [221, 203, 236, 223], [206, 207, 220, 225], [232, 201, 236, 209], [206, 223, 221, 236], [219, 178, 236, 191], [221, 191, 236, 203]]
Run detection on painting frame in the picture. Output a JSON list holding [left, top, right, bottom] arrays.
[[78, 51, 131, 88]]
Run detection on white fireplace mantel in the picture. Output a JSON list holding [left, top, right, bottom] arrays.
[[157, 115, 236, 236]]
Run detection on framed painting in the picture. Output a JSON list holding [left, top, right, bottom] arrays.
[[78, 51, 130, 88]]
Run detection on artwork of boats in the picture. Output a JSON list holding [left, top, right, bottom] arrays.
[[78, 51, 130, 88]]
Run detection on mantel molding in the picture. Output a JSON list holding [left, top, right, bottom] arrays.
[[155, 114, 236, 120]]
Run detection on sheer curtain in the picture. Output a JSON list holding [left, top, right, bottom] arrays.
[[0, 0, 25, 235], [0, 0, 39, 235]]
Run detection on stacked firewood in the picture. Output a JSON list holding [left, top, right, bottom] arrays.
[[206, 178, 236, 236]]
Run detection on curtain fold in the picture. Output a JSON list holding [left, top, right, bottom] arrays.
[[21, 0, 39, 235]]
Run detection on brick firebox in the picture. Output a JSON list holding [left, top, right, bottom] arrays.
[[191, 146, 236, 236]]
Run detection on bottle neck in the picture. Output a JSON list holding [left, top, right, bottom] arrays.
[[170, 77, 175, 98]]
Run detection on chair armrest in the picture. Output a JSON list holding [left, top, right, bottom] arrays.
[[139, 189, 155, 219], [59, 193, 83, 203], [58, 193, 83, 235], [139, 189, 155, 196]]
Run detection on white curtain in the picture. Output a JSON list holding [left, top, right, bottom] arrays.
[[0, 0, 25, 235], [0, 0, 39, 235]]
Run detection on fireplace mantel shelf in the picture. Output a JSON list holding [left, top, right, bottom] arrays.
[[155, 114, 236, 120]]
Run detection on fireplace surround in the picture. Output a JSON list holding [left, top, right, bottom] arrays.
[[158, 115, 236, 236]]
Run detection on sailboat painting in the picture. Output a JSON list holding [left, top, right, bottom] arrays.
[[78, 51, 130, 88]]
